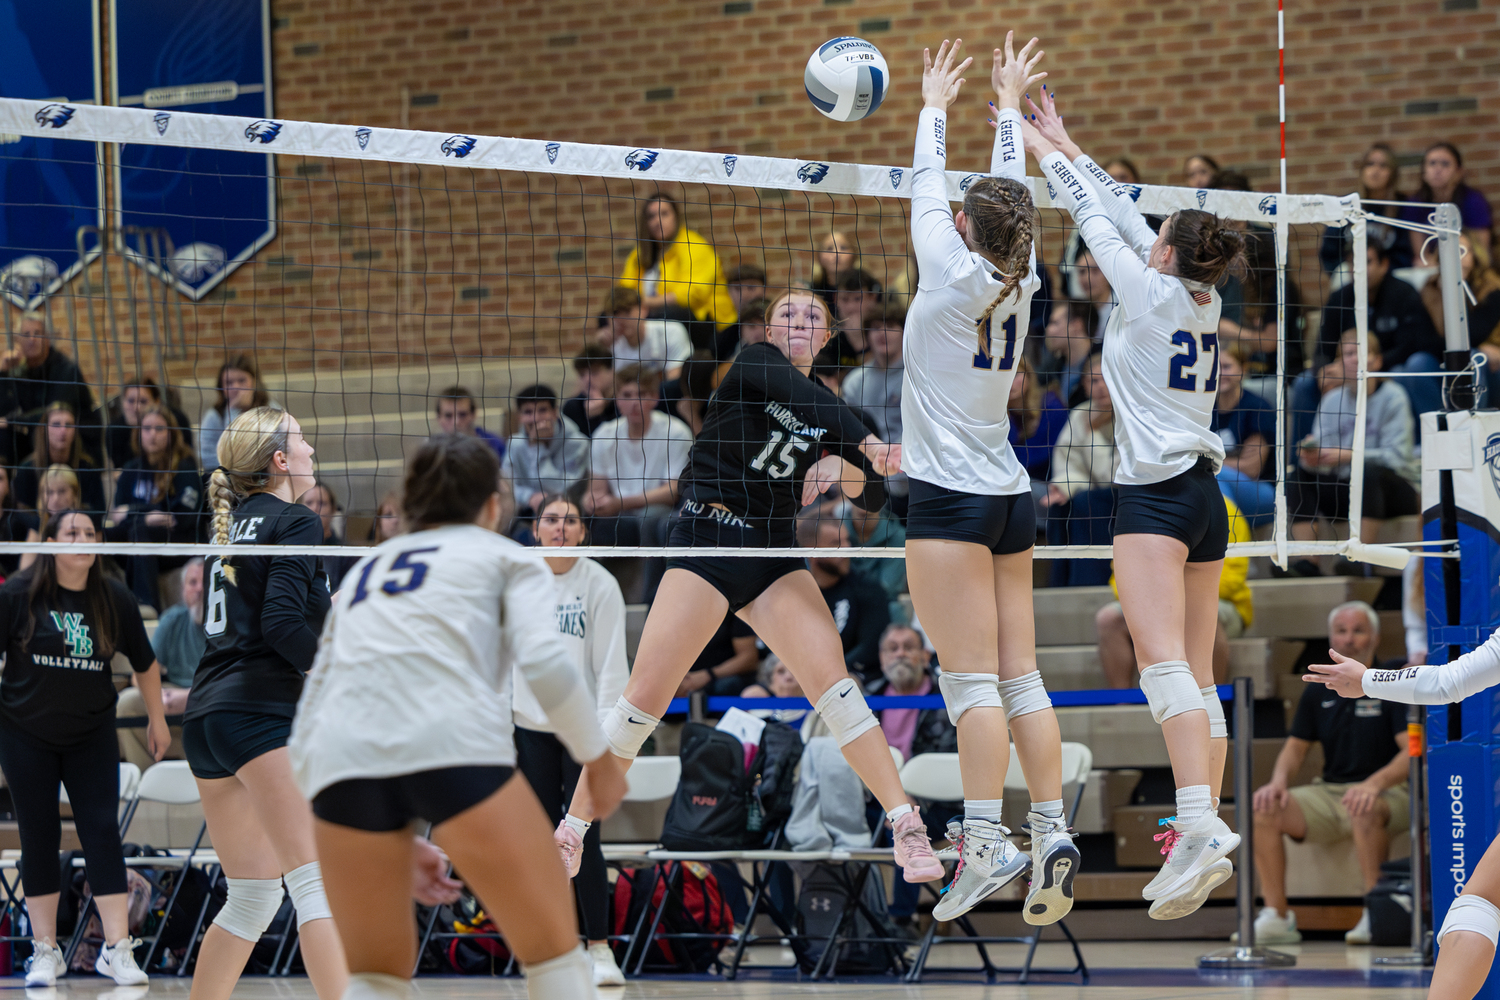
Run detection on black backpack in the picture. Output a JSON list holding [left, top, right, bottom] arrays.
[[1366, 858, 1420, 946], [796, 864, 901, 975], [661, 720, 803, 851]]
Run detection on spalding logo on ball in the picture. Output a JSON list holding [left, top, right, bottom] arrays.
[[804, 37, 889, 122]]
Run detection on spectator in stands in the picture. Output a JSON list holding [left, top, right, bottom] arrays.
[[1096, 495, 1253, 688], [741, 654, 811, 726], [1009, 356, 1070, 487], [846, 502, 907, 619], [1073, 248, 1115, 334], [810, 231, 859, 308], [673, 350, 718, 437], [501, 384, 590, 517], [601, 287, 692, 380], [841, 302, 907, 512], [796, 514, 890, 684], [1424, 231, 1500, 403], [1212, 342, 1277, 528], [1321, 144, 1411, 273], [1290, 330, 1419, 552], [367, 490, 402, 543], [433, 385, 504, 459], [0, 466, 21, 579], [719, 297, 771, 369], [301, 480, 360, 591], [562, 345, 618, 437], [1102, 157, 1141, 184], [105, 377, 193, 471], [1402, 142, 1492, 254], [584, 364, 692, 554], [0, 312, 101, 463], [107, 405, 203, 609], [118, 556, 203, 769], [197, 354, 270, 472], [1248, 601, 1409, 946], [616, 193, 737, 336], [14, 403, 105, 516], [1210, 172, 1307, 376], [834, 269, 882, 333], [18, 466, 81, 572], [1314, 241, 1441, 421], [716, 264, 769, 360], [677, 609, 760, 698], [1183, 153, 1221, 189], [866, 623, 956, 759], [1044, 355, 1119, 586], [1037, 299, 1099, 407]]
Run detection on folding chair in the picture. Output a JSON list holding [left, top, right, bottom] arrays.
[[901, 745, 1092, 983]]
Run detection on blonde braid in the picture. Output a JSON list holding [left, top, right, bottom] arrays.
[[209, 405, 293, 585], [209, 467, 239, 584]]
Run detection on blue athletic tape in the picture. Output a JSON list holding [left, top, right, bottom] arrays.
[[663, 685, 1233, 716]]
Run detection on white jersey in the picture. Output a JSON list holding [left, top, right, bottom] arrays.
[[512, 557, 628, 733], [1361, 627, 1500, 705], [289, 524, 608, 800], [900, 107, 1039, 496], [1040, 153, 1226, 485]]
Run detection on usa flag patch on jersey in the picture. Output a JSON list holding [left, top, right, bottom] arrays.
[[1192, 290, 1212, 306]]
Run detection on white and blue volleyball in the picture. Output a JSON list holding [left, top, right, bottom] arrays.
[[804, 37, 889, 122]]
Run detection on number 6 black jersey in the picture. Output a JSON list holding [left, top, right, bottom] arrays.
[[185, 492, 331, 721], [678, 342, 886, 545]]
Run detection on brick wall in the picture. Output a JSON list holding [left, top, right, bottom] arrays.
[[17, 0, 1499, 387]]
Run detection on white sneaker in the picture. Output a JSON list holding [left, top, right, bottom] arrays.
[[588, 941, 625, 986], [1149, 857, 1233, 921], [96, 937, 149, 985], [1231, 906, 1302, 945], [931, 818, 1030, 922], [1345, 907, 1373, 945], [1023, 813, 1081, 926], [1141, 813, 1239, 902], [24, 942, 65, 987]]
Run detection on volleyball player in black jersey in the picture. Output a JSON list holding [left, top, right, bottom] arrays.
[[566, 291, 943, 881], [182, 406, 347, 1000]]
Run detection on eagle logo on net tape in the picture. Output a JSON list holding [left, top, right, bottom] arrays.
[[442, 135, 477, 158], [153, 112, 171, 136], [798, 162, 830, 184], [959, 173, 983, 194], [625, 148, 659, 171], [34, 104, 76, 129], [722, 154, 738, 177], [354, 127, 372, 150], [245, 119, 283, 143], [1196, 189, 1209, 209], [889, 168, 903, 190], [1259, 195, 1278, 217], [545, 142, 561, 164]]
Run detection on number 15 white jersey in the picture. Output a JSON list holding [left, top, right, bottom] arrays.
[[901, 107, 1040, 496]]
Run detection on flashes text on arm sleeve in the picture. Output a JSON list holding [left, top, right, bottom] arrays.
[[911, 108, 975, 289], [1041, 152, 1157, 319], [989, 108, 1037, 275], [1072, 153, 1158, 260], [1362, 628, 1500, 704]]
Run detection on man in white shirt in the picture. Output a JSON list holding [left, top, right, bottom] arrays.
[[600, 288, 691, 379], [584, 364, 693, 552]]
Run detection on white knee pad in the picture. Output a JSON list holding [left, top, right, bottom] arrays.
[[212, 877, 285, 942], [1438, 895, 1500, 949], [814, 677, 880, 748], [1139, 660, 1204, 724], [1200, 685, 1228, 739], [524, 945, 592, 1000], [937, 671, 1004, 726], [284, 860, 332, 926], [996, 672, 1053, 722], [602, 696, 661, 760]]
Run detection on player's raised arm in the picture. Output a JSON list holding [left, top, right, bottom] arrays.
[[911, 40, 976, 285], [988, 31, 1044, 184]]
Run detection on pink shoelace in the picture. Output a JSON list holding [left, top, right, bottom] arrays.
[[946, 830, 967, 883], [1153, 826, 1183, 858]]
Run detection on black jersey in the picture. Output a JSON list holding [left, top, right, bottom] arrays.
[[679, 343, 887, 545], [185, 492, 330, 721]]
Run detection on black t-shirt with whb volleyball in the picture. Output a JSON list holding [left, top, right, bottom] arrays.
[[678, 343, 887, 545], [186, 492, 331, 721], [0, 575, 155, 748]]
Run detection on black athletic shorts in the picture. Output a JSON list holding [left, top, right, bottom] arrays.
[[183, 710, 294, 780], [665, 501, 807, 612], [1112, 457, 1229, 563], [904, 479, 1037, 555], [312, 766, 515, 832]]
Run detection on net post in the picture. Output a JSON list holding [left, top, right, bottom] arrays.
[[1346, 216, 1370, 554], [1435, 203, 1476, 409], [1272, 215, 1290, 570], [1374, 704, 1431, 966]]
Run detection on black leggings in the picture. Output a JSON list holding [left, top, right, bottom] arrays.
[[0, 724, 127, 898], [515, 727, 609, 941]]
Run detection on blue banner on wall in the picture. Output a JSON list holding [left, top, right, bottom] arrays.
[[0, 0, 103, 309], [112, 0, 274, 299]]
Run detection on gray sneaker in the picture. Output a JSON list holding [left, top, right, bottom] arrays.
[[1141, 813, 1239, 901], [1023, 813, 1081, 926], [1149, 857, 1233, 920], [931, 818, 1030, 922]]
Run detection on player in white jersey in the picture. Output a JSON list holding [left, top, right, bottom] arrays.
[[290, 436, 626, 1000], [900, 35, 1079, 925], [1023, 87, 1248, 918], [1308, 638, 1500, 1000]]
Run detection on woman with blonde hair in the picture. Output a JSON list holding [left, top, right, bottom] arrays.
[[19, 465, 82, 572], [181, 406, 347, 1000]]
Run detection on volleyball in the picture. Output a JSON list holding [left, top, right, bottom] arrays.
[[803, 36, 889, 122]]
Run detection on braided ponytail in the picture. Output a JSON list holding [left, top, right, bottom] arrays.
[[210, 406, 293, 585], [961, 177, 1038, 356], [209, 467, 238, 583]]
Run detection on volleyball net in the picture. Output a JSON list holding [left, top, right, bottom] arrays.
[[0, 96, 1464, 570]]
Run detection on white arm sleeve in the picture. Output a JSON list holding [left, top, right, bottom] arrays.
[[589, 571, 630, 724], [988, 107, 1038, 276], [503, 557, 609, 763], [910, 108, 977, 288], [1040, 152, 1159, 319], [1361, 628, 1500, 705], [1072, 153, 1158, 261]]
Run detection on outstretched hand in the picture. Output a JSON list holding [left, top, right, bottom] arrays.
[[1015, 114, 1058, 160], [1025, 86, 1081, 161], [922, 39, 973, 112], [991, 31, 1046, 111], [1302, 649, 1369, 700]]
